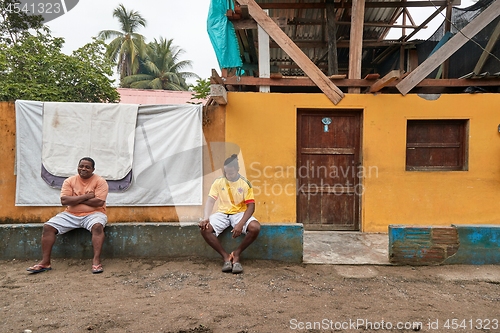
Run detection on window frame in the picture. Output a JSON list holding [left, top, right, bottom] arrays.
[[405, 119, 469, 172]]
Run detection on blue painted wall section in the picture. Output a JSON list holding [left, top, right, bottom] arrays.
[[444, 225, 500, 265], [389, 224, 500, 265], [0, 223, 303, 263]]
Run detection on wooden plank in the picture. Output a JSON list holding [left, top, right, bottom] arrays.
[[210, 84, 228, 105], [240, 5, 249, 19], [408, 49, 419, 72], [403, 5, 446, 42], [258, 9, 270, 92], [348, 0, 366, 94], [328, 74, 347, 79], [397, 0, 500, 95], [473, 19, 500, 74], [210, 69, 224, 84], [269, 40, 418, 48], [258, 1, 459, 9], [407, 143, 460, 148], [233, 17, 288, 30], [364, 73, 380, 80], [222, 75, 500, 87], [236, 0, 344, 104], [326, 1, 339, 75], [369, 70, 401, 93], [302, 148, 355, 155], [232, 17, 287, 30]]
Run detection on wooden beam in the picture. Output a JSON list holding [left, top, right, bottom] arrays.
[[236, 0, 344, 104], [348, 0, 366, 94], [240, 5, 249, 19], [336, 21, 425, 29], [269, 39, 418, 49], [258, 9, 271, 92], [364, 73, 381, 80], [441, 1, 453, 78], [221, 76, 500, 88], [329, 74, 347, 79], [396, 0, 500, 95], [258, 1, 459, 9], [210, 69, 224, 84], [210, 84, 228, 105], [288, 18, 425, 29], [326, 0, 339, 75], [232, 17, 287, 30], [403, 5, 446, 42], [369, 70, 401, 93], [473, 19, 500, 74]]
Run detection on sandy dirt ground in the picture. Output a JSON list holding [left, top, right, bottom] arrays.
[[1, 257, 500, 333]]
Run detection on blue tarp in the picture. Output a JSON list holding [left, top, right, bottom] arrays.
[[207, 0, 243, 70]]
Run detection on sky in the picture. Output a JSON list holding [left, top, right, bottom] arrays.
[[45, 0, 477, 85], [46, 0, 220, 85]]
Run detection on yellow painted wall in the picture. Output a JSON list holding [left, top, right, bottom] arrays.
[[224, 92, 500, 232], [0, 102, 226, 224]]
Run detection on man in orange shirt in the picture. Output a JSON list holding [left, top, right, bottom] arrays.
[[199, 154, 261, 274], [27, 157, 109, 274]]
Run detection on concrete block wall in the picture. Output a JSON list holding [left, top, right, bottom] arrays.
[[389, 224, 500, 265], [0, 223, 303, 263]]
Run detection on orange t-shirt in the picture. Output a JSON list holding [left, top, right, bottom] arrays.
[[61, 174, 109, 216]]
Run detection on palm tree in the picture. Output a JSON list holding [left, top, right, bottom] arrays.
[[97, 4, 147, 81], [122, 37, 199, 91]]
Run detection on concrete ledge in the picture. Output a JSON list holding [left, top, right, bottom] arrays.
[[0, 223, 303, 263], [389, 224, 500, 265], [444, 225, 500, 265]]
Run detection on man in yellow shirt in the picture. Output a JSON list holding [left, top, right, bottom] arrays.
[[199, 154, 261, 274], [27, 157, 109, 274]]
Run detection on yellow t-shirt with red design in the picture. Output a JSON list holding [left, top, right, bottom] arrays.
[[61, 174, 109, 216], [209, 175, 255, 214]]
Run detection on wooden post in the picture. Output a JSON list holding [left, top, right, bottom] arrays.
[[258, 9, 271, 92], [237, 0, 344, 104], [326, 0, 339, 75], [348, 0, 365, 94]]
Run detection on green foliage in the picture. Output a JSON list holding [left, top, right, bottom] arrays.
[[121, 37, 199, 91], [98, 4, 147, 81], [189, 78, 210, 103], [0, 28, 119, 102], [0, 0, 43, 44], [100, 5, 198, 91]]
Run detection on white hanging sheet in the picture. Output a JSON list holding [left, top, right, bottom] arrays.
[[15, 100, 203, 206], [42, 102, 138, 180]]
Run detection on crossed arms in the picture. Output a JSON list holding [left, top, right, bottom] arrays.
[[61, 192, 105, 208]]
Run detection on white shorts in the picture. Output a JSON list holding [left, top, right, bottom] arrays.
[[45, 211, 107, 235], [209, 212, 258, 237]]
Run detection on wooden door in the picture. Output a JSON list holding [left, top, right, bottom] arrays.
[[297, 110, 362, 230]]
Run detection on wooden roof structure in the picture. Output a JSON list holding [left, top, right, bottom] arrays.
[[209, 0, 500, 104]]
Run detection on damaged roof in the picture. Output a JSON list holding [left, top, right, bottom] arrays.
[[212, 0, 500, 99]]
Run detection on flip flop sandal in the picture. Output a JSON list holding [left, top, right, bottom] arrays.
[[92, 264, 104, 274], [27, 264, 52, 274], [221, 261, 233, 272], [232, 262, 243, 274]]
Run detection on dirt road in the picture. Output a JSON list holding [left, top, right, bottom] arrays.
[[1, 258, 499, 332]]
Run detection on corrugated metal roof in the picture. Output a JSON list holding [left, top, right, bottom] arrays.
[[236, 0, 432, 77]]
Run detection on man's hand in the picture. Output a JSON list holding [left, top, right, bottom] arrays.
[[198, 218, 210, 230], [231, 221, 245, 238]]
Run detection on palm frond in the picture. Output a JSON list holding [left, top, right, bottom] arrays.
[[98, 30, 123, 40]]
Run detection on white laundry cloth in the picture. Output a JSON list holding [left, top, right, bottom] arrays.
[[42, 102, 138, 180]]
